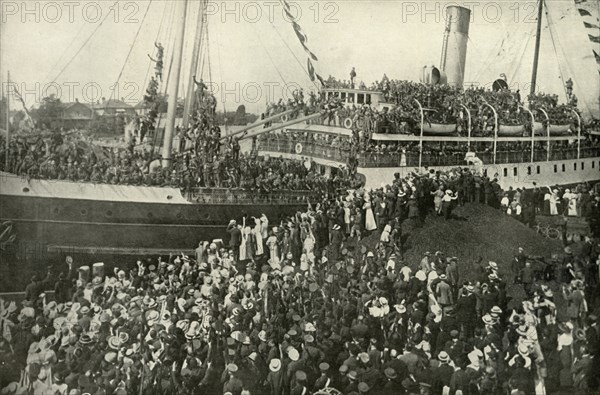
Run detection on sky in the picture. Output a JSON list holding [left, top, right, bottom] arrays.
[[1, 0, 598, 116]]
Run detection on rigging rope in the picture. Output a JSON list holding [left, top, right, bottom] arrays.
[[142, 0, 171, 98], [214, 14, 226, 115], [545, 5, 572, 99], [508, 31, 533, 85], [50, 0, 120, 82], [269, 21, 320, 89], [251, 23, 288, 86], [43, 22, 89, 83], [205, 19, 212, 85], [106, 0, 154, 106]]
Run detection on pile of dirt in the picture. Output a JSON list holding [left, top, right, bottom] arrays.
[[359, 204, 564, 282]]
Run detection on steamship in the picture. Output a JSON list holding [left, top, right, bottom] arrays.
[[1, 2, 599, 261]]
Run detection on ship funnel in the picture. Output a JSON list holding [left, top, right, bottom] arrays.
[[440, 6, 471, 87]]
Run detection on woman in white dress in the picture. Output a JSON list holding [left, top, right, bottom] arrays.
[[363, 194, 377, 231], [549, 188, 559, 216], [565, 189, 578, 216], [343, 199, 352, 234], [239, 227, 249, 261], [266, 230, 279, 265], [253, 217, 264, 256]]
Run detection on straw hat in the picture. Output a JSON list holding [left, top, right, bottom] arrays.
[[269, 358, 281, 372]]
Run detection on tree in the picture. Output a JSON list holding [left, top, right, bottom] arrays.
[[34, 95, 63, 129]]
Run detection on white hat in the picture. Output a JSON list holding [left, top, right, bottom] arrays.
[[288, 348, 300, 361], [269, 358, 281, 372]]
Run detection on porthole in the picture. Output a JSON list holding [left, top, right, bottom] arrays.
[[176, 213, 184, 219], [203, 213, 210, 220], [22, 187, 30, 193], [80, 209, 88, 216], [167, 195, 173, 200], [147, 212, 154, 218], [106, 210, 113, 217], [53, 208, 60, 214]]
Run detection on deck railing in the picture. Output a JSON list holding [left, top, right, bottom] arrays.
[[259, 139, 599, 168], [186, 187, 315, 204]]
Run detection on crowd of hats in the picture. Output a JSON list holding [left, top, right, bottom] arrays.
[[0, 172, 599, 395]]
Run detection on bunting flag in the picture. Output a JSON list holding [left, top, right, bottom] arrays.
[[12, 85, 34, 124], [279, 0, 325, 86], [292, 22, 308, 45], [316, 73, 326, 87], [578, 8, 591, 16], [307, 58, 316, 81], [574, 0, 600, 65], [301, 43, 319, 62]]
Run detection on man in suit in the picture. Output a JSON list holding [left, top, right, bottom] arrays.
[[436, 274, 454, 312], [227, 220, 242, 262]]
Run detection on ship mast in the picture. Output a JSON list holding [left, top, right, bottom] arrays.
[[530, 0, 544, 96], [161, 0, 189, 167], [182, 0, 205, 130], [5, 71, 9, 171]]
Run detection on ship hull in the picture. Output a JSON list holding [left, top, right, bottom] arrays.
[[0, 174, 307, 251]]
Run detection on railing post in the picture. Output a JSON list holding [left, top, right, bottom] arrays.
[[483, 101, 498, 164], [539, 108, 550, 161], [414, 99, 424, 168], [460, 104, 472, 150], [571, 109, 581, 159]]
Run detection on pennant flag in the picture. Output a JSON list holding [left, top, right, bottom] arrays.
[[589, 34, 600, 43], [578, 8, 592, 16], [307, 58, 316, 81], [583, 21, 600, 29], [301, 43, 319, 62], [316, 73, 326, 87], [293, 22, 308, 44], [12, 86, 34, 123], [284, 7, 296, 22], [594, 50, 600, 64]]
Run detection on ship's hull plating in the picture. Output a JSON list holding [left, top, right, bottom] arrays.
[[0, 174, 307, 252]]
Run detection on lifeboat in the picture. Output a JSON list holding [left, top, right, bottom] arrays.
[[549, 124, 572, 135], [498, 125, 526, 137], [422, 123, 457, 135]]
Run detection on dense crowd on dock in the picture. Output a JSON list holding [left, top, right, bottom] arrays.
[[1, 164, 600, 395]]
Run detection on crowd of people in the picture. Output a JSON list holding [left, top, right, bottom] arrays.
[[318, 73, 586, 138], [0, 128, 361, 194], [1, 163, 600, 395]]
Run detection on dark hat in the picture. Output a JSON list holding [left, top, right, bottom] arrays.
[[295, 370, 307, 381], [384, 367, 397, 379]]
